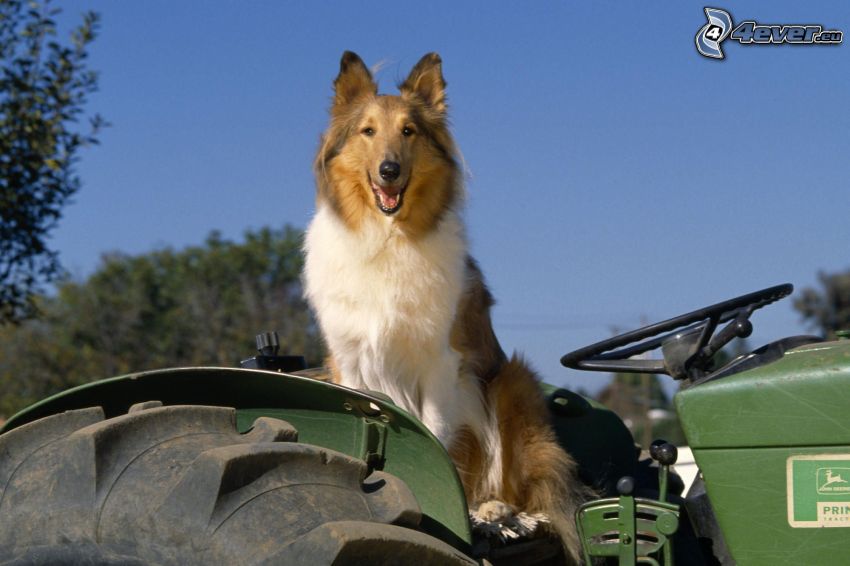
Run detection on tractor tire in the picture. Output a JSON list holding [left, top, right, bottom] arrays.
[[0, 403, 475, 565]]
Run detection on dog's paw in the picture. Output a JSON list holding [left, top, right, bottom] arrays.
[[470, 500, 549, 541], [474, 499, 514, 523]]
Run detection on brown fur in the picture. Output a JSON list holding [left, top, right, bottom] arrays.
[[492, 358, 592, 559], [450, 270, 593, 562], [314, 52, 591, 562], [450, 257, 507, 383]]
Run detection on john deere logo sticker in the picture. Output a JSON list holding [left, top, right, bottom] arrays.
[[788, 455, 850, 527], [818, 468, 850, 494]]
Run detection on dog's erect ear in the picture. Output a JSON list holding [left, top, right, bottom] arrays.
[[333, 51, 377, 106], [400, 53, 447, 113]]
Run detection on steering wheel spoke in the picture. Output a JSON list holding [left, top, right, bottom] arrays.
[[580, 358, 668, 374]]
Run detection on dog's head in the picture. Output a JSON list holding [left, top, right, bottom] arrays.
[[315, 51, 460, 237]]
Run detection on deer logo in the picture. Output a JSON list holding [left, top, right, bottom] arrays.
[[818, 468, 850, 494]]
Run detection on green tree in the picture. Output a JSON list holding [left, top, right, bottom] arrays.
[[1, 0, 104, 323], [794, 270, 850, 339], [0, 226, 324, 417]]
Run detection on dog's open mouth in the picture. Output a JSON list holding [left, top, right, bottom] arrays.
[[370, 176, 407, 215]]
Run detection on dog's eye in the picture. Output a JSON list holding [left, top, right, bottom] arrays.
[[402, 127, 415, 137], [361, 127, 375, 137]]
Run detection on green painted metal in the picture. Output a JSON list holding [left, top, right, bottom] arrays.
[[675, 339, 850, 449], [1, 367, 472, 552], [675, 338, 850, 564], [576, 494, 679, 565], [692, 447, 849, 565]]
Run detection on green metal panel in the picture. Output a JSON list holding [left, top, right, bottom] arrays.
[[675, 339, 850, 449], [693, 447, 850, 565], [1, 368, 472, 551], [676, 338, 850, 563], [576, 494, 679, 565]]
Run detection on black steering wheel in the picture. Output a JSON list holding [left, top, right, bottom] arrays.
[[560, 283, 793, 380]]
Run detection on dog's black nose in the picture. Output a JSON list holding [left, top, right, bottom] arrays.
[[379, 161, 401, 182]]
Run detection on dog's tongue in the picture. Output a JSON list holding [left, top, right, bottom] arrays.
[[377, 186, 401, 209]]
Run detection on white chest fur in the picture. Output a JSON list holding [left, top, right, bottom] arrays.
[[303, 207, 484, 445]]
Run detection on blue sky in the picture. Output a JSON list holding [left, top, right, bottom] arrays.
[[52, 1, 849, 393]]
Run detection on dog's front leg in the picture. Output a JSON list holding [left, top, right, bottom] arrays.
[[418, 354, 485, 449]]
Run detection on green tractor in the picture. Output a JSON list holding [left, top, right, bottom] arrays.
[[0, 283, 847, 565]]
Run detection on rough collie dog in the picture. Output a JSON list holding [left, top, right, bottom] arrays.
[[304, 51, 590, 561]]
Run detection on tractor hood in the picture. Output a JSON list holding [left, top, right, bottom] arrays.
[[675, 337, 850, 449]]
